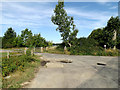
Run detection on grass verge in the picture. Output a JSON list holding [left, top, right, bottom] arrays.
[[2, 55, 41, 88]]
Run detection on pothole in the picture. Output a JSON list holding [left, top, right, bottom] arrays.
[[41, 61, 50, 66], [97, 62, 106, 66], [57, 60, 72, 63], [41, 59, 72, 67]]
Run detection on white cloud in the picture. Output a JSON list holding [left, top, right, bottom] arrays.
[[66, 7, 116, 21], [65, 7, 117, 37], [2, 2, 55, 27], [109, 6, 118, 9]]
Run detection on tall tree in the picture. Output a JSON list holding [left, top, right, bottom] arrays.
[[51, 1, 78, 47], [2, 27, 16, 48], [105, 16, 120, 49]]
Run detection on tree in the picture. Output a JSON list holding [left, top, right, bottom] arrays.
[[13, 35, 23, 47], [88, 28, 103, 47], [105, 16, 120, 49], [21, 28, 33, 47], [32, 34, 48, 47], [2, 27, 16, 48], [88, 16, 120, 49], [51, 1, 78, 47], [48, 41, 53, 46]]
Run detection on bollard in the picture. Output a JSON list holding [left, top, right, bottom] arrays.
[[34, 47, 35, 52], [7, 51, 10, 59], [24, 48, 26, 55], [46, 47, 48, 51], [64, 46, 67, 54], [31, 50, 34, 56], [40, 47, 43, 53], [64, 46, 67, 51], [24, 47, 28, 55]]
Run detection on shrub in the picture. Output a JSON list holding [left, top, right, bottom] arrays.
[[2, 55, 35, 77], [26, 48, 31, 56], [96, 49, 118, 56]]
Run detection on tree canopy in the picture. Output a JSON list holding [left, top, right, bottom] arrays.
[[2, 27, 16, 48], [51, 1, 78, 47], [88, 16, 120, 49], [2, 28, 52, 48]]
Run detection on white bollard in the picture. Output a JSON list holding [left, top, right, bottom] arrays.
[[7, 51, 10, 59], [34, 47, 35, 52], [24, 47, 28, 55], [40, 47, 43, 53], [31, 50, 34, 56], [64, 46, 67, 51], [46, 47, 48, 51]]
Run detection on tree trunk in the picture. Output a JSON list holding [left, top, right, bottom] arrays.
[[113, 30, 117, 50]]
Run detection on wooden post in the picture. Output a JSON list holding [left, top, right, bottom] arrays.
[[46, 47, 48, 51], [7, 51, 10, 59], [40, 47, 43, 53], [34, 47, 35, 52], [64, 46, 67, 54], [31, 50, 34, 56], [24, 47, 27, 55], [64, 46, 67, 51]]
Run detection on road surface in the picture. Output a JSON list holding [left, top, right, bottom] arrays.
[[25, 53, 118, 88]]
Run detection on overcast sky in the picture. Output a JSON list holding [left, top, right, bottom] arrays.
[[0, 1, 118, 43]]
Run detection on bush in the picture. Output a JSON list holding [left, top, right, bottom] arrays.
[[26, 48, 31, 56], [96, 49, 118, 56], [2, 55, 35, 77]]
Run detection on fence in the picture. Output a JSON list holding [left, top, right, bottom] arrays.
[[2, 46, 68, 59], [2, 47, 45, 59]]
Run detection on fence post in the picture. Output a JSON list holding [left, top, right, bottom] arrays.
[[46, 47, 48, 51], [31, 50, 34, 56], [34, 47, 35, 52], [64, 46, 67, 51], [7, 51, 10, 59], [40, 47, 43, 53], [24, 47, 27, 55], [64, 46, 67, 54]]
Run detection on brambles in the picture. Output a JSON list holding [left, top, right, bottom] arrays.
[[2, 55, 35, 77]]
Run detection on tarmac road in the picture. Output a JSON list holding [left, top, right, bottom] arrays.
[[25, 53, 118, 88]]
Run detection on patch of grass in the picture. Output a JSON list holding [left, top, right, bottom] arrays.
[[45, 49, 65, 54], [34, 46, 67, 54]]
